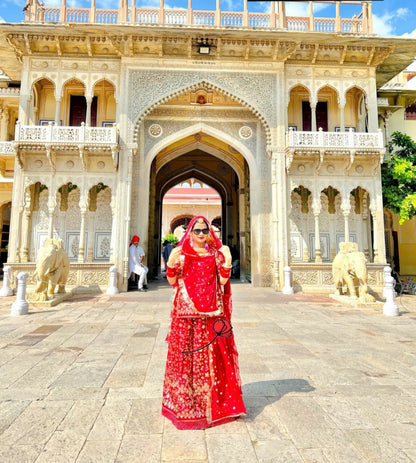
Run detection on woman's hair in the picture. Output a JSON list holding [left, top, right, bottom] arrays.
[[191, 218, 209, 230]]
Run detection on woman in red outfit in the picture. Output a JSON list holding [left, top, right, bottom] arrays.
[[162, 216, 246, 430]]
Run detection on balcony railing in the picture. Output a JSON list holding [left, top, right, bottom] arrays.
[[15, 123, 118, 145], [23, 0, 373, 35], [286, 129, 384, 151]]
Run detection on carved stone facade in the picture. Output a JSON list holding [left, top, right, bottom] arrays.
[[1, 6, 415, 292]]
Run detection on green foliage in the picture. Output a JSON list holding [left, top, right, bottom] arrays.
[[382, 132, 416, 224], [162, 233, 179, 247]]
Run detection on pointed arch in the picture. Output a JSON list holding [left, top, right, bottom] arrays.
[[145, 122, 256, 180]]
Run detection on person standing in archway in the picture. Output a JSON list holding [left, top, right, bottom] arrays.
[[162, 216, 246, 429], [129, 235, 148, 292]]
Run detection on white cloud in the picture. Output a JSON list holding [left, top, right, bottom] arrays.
[[0, 16, 5, 23], [401, 29, 416, 38], [373, 8, 410, 37]]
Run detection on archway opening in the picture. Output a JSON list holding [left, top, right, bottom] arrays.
[[147, 147, 249, 281]]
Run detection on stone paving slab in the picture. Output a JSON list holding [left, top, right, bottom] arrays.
[[0, 282, 415, 462]]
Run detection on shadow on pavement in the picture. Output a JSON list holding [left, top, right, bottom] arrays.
[[242, 379, 315, 420]]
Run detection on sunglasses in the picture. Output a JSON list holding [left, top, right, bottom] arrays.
[[193, 228, 209, 235]]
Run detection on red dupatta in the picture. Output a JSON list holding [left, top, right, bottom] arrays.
[[177, 216, 231, 315]]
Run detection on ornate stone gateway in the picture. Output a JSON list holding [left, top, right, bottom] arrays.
[[2, 0, 413, 294]]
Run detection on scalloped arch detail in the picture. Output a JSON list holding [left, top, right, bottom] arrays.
[[133, 79, 271, 145]]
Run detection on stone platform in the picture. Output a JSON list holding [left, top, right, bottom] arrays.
[[0, 282, 415, 462]]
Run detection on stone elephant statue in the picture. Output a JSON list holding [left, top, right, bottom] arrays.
[[332, 242, 375, 302], [31, 239, 70, 302]]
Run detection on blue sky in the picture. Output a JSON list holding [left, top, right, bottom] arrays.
[[0, 0, 415, 38]]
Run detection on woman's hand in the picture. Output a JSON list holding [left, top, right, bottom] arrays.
[[219, 245, 232, 267], [167, 245, 182, 267]]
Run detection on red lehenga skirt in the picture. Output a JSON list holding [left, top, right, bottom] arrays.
[[162, 314, 246, 430]]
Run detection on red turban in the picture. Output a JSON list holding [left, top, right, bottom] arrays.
[[130, 235, 140, 246]]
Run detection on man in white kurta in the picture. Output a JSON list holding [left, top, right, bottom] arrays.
[[129, 235, 148, 291]]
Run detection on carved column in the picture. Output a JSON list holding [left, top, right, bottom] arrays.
[[370, 195, 386, 264], [312, 200, 321, 263], [118, 0, 128, 23], [243, 0, 248, 27], [341, 198, 351, 243], [47, 192, 57, 240], [60, 0, 67, 22], [215, 0, 220, 26], [54, 99, 62, 125], [131, 0, 136, 23], [90, 0, 96, 23], [338, 98, 345, 132], [187, 0, 192, 25], [271, 150, 279, 288], [1, 108, 9, 141], [278, 1, 286, 29], [21, 188, 33, 262], [270, 1, 276, 28], [159, 0, 164, 23], [308, 1, 314, 31], [85, 97, 92, 127], [78, 196, 88, 263], [335, 1, 341, 32], [310, 101, 317, 132], [110, 191, 117, 263], [123, 150, 134, 280], [362, 192, 370, 259]]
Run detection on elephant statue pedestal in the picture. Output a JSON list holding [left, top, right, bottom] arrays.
[[332, 242, 376, 304], [29, 238, 72, 307]]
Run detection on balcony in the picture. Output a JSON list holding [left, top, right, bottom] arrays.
[[14, 123, 119, 171], [23, 0, 373, 35], [285, 128, 385, 170]]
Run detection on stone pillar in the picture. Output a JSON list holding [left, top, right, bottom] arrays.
[[341, 197, 351, 243], [335, 1, 341, 32], [238, 187, 246, 282], [159, 0, 164, 23], [312, 200, 321, 263], [21, 208, 32, 262], [313, 209, 322, 263], [54, 99, 62, 125], [308, 1, 314, 31], [278, 1, 286, 29], [187, 0, 192, 25], [215, 0, 220, 26], [123, 151, 134, 280], [85, 97, 92, 127], [47, 193, 56, 240], [0, 107, 9, 141], [270, 1, 276, 28], [338, 99, 345, 132], [0, 265, 13, 297], [131, 0, 136, 23], [106, 266, 120, 294], [10, 272, 29, 316], [310, 101, 317, 132], [118, 0, 128, 23], [243, 0, 248, 27], [362, 191, 370, 259], [60, 0, 67, 22], [90, 0, 96, 23], [78, 205, 87, 263], [110, 191, 117, 263], [271, 150, 279, 289]]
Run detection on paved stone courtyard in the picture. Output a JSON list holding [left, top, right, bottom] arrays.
[[0, 281, 415, 463]]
